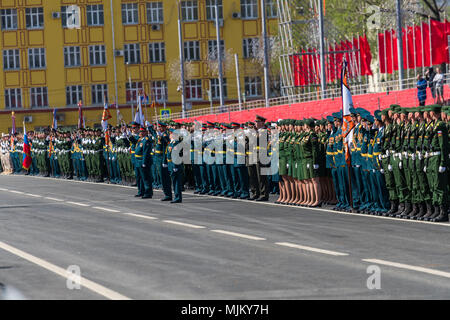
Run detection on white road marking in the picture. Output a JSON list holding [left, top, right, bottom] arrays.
[[163, 220, 206, 229], [92, 207, 120, 213], [0, 240, 131, 300], [121, 213, 158, 220], [362, 259, 450, 279], [45, 197, 64, 202], [0, 187, 8, 191], [66, 201, 90, 207], [27, 194, 42, 198], [9, 190, 24, 194], [211, 230, 266, 241], [275, 242, 349, 256]]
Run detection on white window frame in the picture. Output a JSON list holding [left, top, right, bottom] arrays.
[[91, 84, 108, 105], [151, 81, 168, 102], [87, 5, 104, 26], [64, 46, 81, 67], [241, 0, 258, 19], [124, 43, 141, 64], [147, 2, 163, 24], [28, 48, 46, 69], [126, 82, 143, 103], [5, 88, 22, 109], [184, 41, 200, 61], [26, 7, 44, 29], [210, 78, 227, 100], [30, 87, 48, 108], [149, 42, 165, 63], [66, 85, 83, 106], [208, 40, 224, 60], [1, 9, 17, 30], [89, 45, 106, 66], [205, 0, 223, 21], [185, 79, 202, 101], [3, 49, 20, 70], [245, 76, 262, 97], [122, 3, 139, 25], [243, 38, 259, 59], [266, 0, 278, 18], [181, 1, 198, 22]]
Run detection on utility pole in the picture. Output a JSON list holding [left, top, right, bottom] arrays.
[[318, 0, 327, 97], [177, 0, 186, 118], [235, 54, 242, 111], [396, 0, 405, 89], [215, 1, 225, 112], [261, 0, 270, 107]]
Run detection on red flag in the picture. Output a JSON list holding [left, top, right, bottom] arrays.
[[360, 35, 373, 76], [302, 51, 309, 85], [22, 124, 32, 170], [378, 33, 386, 73], [402, 28, 408, 69], [422, 22, 431, 66], [353, 37, 360, 77], [414, 25, 423, 67], [385, 30, 393, 74], [430, 19, 449, 65], [392, 29, 399, 71], [407, 26, 415, 69], [292, 55, 301, 86], [328, 45, 336, 82]]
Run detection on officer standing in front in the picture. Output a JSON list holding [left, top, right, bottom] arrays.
[[133, 127, 153, 199], [167, 128, 183, 203]]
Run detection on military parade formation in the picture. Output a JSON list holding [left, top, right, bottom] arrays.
[[1, 104, 449, 222]]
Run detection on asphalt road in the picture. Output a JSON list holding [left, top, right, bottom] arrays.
[[0, 174, 449, 300]]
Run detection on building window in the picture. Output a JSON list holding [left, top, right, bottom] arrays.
[[126, 82, 143, 103], [87, 5, 104, 26], [147, 2, 163, 24], [124, 44, 141, 64], [181, 1, 198, 21], [207, 40, 224, 60], [245, 76, 262, 97], [64, 46, 81, 67], [1, 9, 17, 30], [30, 87, 48, 108], [61, 6, 79, 28], [243, 38, 259, 59], [28, 48, 46, 69], [266, 0, 278, 18], [185, 79, 202, 100], [26, 7, 44, 29], [122, 3, 138, 25], [3, 49, 20, 70], [66, 86, 83, 106], [241, 0, 258, 19], [210, 78, 227, 99], [89, 45, 106, 65], [5, 88, 22, 109], [184, 41, 200, 61], [149, 42, 165, 63], [91, 84, 108, 105], [151, 81, 168, 102], [205, 0, 223, 20]]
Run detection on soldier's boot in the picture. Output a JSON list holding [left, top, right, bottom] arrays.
[[390, 202, 404, 217], [431, 205, 449, 222], [414, 202, 427, 220], [420, 201, 434, 221], [399, 202, 412, 218], [385, 200, 398, 216], [407, 204, 419, 219], [429, 205, 443, 221]]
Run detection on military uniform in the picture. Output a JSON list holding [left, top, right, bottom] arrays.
[[134, 128, 153, 198]]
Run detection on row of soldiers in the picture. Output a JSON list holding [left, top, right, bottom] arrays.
[[1, 104, 448, 221]]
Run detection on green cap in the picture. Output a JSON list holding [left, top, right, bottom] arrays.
[[389, 104, 401, 111], [429, 104, 442, 113]]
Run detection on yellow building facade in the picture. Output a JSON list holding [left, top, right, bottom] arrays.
[[0, 0, 278, 132]]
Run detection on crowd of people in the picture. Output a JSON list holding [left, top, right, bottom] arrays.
[[1, 104, 449, 222]]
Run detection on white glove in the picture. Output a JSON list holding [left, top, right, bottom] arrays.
[[439, 166, 446, 173], [380, 169, 385, 174], [162, 164, 168, 168], [355, 165, 361, 168], [173, 168, 178, 172], [286, 163, 289, 168], [307, 164, 310, 169], [295, 163, 297, 168], [418, 153, 423, 160], [313, 164, 319, 170], [399, 162, 402, 169], [398, 153, 402, 160], [378, 155, 382, 161], [423, 166, 427, 173], [388, 164, 393, 171], [142, 164, 146, 168]]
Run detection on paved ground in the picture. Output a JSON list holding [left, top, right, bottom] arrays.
[[0, 174, 449, 300]]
